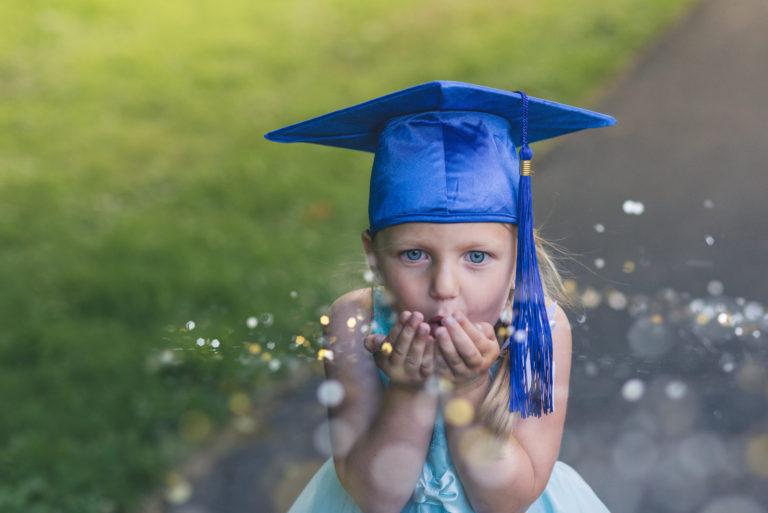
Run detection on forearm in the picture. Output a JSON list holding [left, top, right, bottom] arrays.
[[443, 378, 538, 513], [337, 383, 438, 513]]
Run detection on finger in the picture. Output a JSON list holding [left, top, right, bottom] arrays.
[[455, 315, 497, 356], [404, 322, 430, 375], [443, 314, 484, 369], [363, 334, 385, 354], [385, 310, 410, 346], [478, 322, 496, 341], [433, 346, 450, 375], [419, 334, 435, 377], [435, 325, 469, 377], [389, 311, 422, 365], [475, 322, 500, 358]]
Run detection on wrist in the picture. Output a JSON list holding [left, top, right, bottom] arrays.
[[446, 372, 491, 403], [387, 379, 431, 395]]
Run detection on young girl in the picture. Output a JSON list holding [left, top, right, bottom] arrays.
[[266, 81, 615, 513]]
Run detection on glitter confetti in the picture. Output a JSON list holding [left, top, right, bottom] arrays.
[[745, 302, 764, 321], [346, 317, 357, 329], [594, 258, 606, 269], [665, 380, 688, 400], [228, 392, 251, 415], [622, 200, 645, 215], [320, 315, 330, 326], [259, 312, 274, 327], [628, 317, 675, 358], [317, 379, 345, 407], [594, 223, 606, 233], [707, 280, 724, 296], [580, 287, 602, 309], [444, 398, 474, 426], [705, 235, 715, 246], [246, 316, 258, 329], [313, 418, 354, 457], [563, 279, 578, 294], [179, 410, 212, 444], [164, 473, 192, 505], [370, 443, 423, 491], [185, 321, 195, 331], [746, 434, 768, 478], [232, 415, 257, 434], [607, 290, 628, 310], [621, 379, 645, 402]]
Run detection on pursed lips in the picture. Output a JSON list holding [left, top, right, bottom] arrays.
[[428, 315, 444, 335]]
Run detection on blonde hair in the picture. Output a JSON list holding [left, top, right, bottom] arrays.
[[478, 229, 571, 437]]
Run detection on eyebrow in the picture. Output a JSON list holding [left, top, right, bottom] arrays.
[[385, 239, 507, 252]]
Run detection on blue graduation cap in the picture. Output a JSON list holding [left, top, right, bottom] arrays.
[[266, 80, 616, 417]]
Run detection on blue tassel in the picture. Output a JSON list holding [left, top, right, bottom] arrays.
[[508, 92, 554, 418]]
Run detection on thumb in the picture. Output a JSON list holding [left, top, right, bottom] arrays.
[[476, 322, 496, 340], [363, 334, 385, 353]]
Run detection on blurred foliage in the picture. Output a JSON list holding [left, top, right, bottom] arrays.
[[0, 0, 697, 511]]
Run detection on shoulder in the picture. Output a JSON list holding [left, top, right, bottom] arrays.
[[325, 288, 374, 350], [548, 302, 572, 350], [328, 288, 373, 327]]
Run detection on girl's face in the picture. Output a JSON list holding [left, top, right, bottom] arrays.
[[363, 223, 516, 332]]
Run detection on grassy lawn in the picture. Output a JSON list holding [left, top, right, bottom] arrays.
[[0, 0, 697, 511]]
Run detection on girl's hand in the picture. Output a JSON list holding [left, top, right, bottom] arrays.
[[363, 311, 435, 387], [434, 312, 499, 390]]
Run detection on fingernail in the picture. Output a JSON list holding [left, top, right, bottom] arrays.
[[454, 312, 465, 322], [443, 315, 455, 326], [399, 311, 411, 324]]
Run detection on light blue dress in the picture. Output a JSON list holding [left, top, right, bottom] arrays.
[[287, 292, 610, 513]]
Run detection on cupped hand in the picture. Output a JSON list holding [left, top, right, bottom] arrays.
[[363, 311, 435, 387], [433, 312, 499, 390]]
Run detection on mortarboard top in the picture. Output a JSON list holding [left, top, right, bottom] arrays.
[[266, 81, 616, 418], [265, 80, 615, 152]]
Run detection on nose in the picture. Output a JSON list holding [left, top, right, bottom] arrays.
[[429, 260, 459, 300]]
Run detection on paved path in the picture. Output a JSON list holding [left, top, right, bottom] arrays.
[[149, 1, 768, 512]]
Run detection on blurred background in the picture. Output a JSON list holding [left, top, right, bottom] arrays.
[[3, 0, 767, 512]]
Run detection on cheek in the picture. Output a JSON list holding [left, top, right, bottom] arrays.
[[379, 268, 422, 303], [469, 274, 513, 321]]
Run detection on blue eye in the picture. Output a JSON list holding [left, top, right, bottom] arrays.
[[467, 251, 488, 264], [403, 249, 424, 261]]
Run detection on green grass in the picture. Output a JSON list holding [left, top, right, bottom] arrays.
[[0, 0, 698, 511]]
